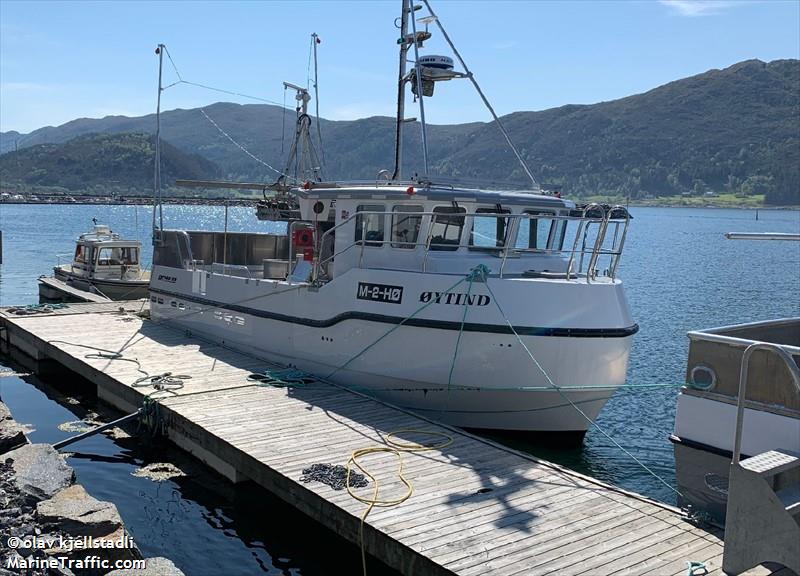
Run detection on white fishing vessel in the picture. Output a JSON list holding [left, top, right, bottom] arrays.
[[148, 1, 637, 439], [39, 222, 150, 302]]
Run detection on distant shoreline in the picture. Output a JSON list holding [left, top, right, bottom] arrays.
[[0, 197, 255, 207], [625, 201, 799, 210], [0, 196, 800, 211]]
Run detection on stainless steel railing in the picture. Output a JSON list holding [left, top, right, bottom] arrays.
[[732, 342, 800, 465]]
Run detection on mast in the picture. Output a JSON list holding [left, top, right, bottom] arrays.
[[391, 1, 410, 180], [153, 44, 165, 241], [408, 0, 429, 175]]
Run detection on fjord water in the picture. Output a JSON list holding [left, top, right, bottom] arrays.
[[1, 204, 798, 573]]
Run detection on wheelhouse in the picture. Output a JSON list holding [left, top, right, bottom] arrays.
[[62, 225, 143, 280], [153, 183, 630, 286]]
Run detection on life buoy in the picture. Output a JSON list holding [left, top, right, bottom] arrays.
[[292, 228, 314, 248]]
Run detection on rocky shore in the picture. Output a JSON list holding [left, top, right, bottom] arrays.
[[0, 401, 183, 576]]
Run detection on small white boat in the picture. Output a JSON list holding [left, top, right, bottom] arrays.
[[39, 223, 150, 302]]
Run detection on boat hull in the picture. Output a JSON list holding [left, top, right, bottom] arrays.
[[149, 275, 633, 433], [672, 391, 800, 524], [52, 269, 149, 301]]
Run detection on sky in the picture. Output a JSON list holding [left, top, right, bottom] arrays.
[[1, 0, 799, 135]]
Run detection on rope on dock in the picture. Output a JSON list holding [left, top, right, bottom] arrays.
[[138, 396, 167, 438], [46, 340, 191, 438], [247, 368, 318, 387], [300, 464, 368, 491], [686, 561, 707, 576], [132, 372, 191, 393], [7, 303, 68, 315]]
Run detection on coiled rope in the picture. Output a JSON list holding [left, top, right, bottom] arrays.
[[46, 340, 190, 438]]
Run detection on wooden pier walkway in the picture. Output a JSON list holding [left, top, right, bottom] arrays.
[[0, 301, 790, 576]]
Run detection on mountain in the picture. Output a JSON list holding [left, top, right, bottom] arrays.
[[0, 133, 220, 194], [2, 59, 798, 204]]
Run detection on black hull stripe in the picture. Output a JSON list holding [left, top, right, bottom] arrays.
[[56, 274, 148, 289], [150, 288, 639, 338], [669, 434, 755, 459]]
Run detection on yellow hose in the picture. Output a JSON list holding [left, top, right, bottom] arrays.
[[346, 429, 453, 576]]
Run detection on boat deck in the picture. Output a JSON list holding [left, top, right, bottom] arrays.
[[0, 301, 791, 576]]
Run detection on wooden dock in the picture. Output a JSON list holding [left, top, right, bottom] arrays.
[[0, 301, 790, 576], [37, 276, 112, 303]]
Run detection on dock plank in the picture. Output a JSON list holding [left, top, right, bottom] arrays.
[[0, 306, 785, 576]]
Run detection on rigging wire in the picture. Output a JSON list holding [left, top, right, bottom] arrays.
[[162, 46, 183, 81], [199, 108, 294, 181], [178, 80, 289, 108], [419, 0, 539, 188], [306, 35, 314, 91], [156, 45, 295, 180], [159, 46, 290, 109]]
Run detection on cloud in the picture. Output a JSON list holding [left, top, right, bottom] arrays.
[[659, 0, 737, 16]]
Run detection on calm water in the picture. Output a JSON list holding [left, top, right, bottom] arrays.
[[1, 203, 799, 573]]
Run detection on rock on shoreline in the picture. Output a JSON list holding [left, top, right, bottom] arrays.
[[0, 401, 185, 576], [0, 402, 26, 454]]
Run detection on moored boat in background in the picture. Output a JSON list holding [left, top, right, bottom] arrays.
[[38, 222, 150, 303]]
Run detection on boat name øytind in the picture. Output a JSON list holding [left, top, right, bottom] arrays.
[[419, 292, 490, 306]]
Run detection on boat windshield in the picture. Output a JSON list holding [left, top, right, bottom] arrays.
[[96, 247, 139, 266]]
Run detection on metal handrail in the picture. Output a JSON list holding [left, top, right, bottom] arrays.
[[312, 208, 628, 282], [210, 262, 252, 279], [732, 342, 800, 465], [608, 206, 631, 279]]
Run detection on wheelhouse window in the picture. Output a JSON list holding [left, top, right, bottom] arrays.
[[391, 205, 423, 248], [97, 247, 139, 266], [355, 205, 385, 247], [515, 211, 564, 251], [74, 245, 87, 263], [429, 206, 466, 251], [469, 207, 511, 250]]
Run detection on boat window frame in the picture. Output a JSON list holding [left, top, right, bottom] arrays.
[[355, 204, 386, 248], [96, 246, 140, 267], [391, 204, 424, 249], [516, 209, 561, 251], [74, 244, 87, 264], [429, 205, 467, 252], [469, 206, 511, 251]]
